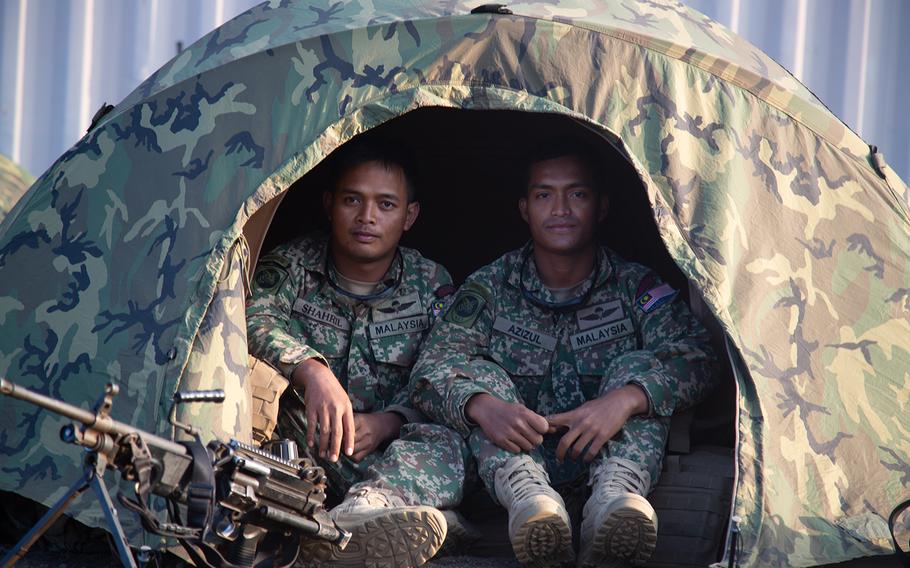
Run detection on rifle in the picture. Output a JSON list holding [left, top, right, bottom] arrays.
[[0, 378, 350, 568]]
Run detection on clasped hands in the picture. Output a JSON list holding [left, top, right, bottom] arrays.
[[464, 385, 648, 462], [292, 358, 403, 463]]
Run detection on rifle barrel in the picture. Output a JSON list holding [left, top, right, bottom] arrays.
[[1, 378, 187, 456]]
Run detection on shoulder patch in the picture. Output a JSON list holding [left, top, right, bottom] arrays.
[[443, 288, 487, 327], [254, 265, 288, 293], [434, 284, 456, 298], [635, 282, 677, 313], [635, 272, 659, 299]]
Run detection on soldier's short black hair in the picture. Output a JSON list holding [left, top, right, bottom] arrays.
[[521, 137, 608, 198], [330, 140, 418, 202]]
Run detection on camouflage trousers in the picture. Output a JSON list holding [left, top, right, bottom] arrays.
[[278, 390, 475, 508], [468, 372, 670, 503]]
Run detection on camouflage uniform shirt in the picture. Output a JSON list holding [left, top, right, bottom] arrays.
[[247, 233, 452, 423], [411, 244, 717, 484]]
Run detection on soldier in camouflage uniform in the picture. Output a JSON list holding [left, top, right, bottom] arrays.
[[410, 141, 717, 567], [246, 144, 471, 568]]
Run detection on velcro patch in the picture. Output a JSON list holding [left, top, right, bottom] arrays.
[[444, 289, 486, 327], [293, 299, 351, 331], [636, 283, 677, 313], [492, 316, 557, 351], [369, 315, 430, 339], [570, 318, 634, 351]]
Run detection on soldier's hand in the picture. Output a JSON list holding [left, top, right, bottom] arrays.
[[547, 384, 648, 463], [350, 412, 404, 462], [465, 393, 549, 453], [292, 358, 355, 462]]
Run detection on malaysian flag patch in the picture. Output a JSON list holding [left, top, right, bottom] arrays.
[[635, 282, 677, 313]]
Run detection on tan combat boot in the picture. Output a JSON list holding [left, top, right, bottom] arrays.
[[494, 456, 574, 567], [300, 487, 447, 568], [578, 457, 657, 568]]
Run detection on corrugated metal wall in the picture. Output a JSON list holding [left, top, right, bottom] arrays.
[[1, 0, 908, 181], [0, 0, 261, 178]]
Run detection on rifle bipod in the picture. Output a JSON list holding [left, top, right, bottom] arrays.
[[0, 449, 137, 568]]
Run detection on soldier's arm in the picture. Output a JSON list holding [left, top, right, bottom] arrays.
[[247, 253, 355, 461], [245, 254, 329, 379], [609, 270, 718, 418], [409, 279, 500, 437]]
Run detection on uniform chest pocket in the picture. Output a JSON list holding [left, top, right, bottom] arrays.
[[571, 329, 637, 399], [571, 322, 638, 376], [367, 315, 429, 367], [292, 298, 351, 358], [489, 329, 555, 376]]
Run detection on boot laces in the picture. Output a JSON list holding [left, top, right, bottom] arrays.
[[500, 457, 554, 502], [589, 458, 650, 500]]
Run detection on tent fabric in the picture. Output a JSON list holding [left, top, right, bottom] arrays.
[[0, 154, 33, 224], [0, 0, 907, 565], [176, 235, 252, 444]]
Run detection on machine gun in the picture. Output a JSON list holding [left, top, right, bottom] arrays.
[[0, 378, 350, 568]]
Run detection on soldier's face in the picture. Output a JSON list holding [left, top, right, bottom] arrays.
[[519, 155, 608, 255], [324, 160, 419, 265]]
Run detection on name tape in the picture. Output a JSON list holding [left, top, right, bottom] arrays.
[[370, 315, 429, 339], [293, 299, 351, 331], [570, 318, 634, 351], [492, 316, 557, 351]]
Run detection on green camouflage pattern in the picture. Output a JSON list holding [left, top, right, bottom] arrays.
[[351, 421, 474, 509], [249, 233, 471, 506], [246, 233, 451, 422], [0, 154, 33, 224], [466, 364, 669, 504], [410, 244, 715, 495], [280, 393, 473, 508], [0, 0, 906, 564], [178, 236, 252, 444]]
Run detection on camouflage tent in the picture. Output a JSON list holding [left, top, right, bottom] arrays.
[[0, 153, 33, 224], [1, 0, 908, 565]]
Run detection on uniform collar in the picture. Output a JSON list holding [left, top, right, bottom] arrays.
[[507, 242, 614, 308], [301, 233, 332, 275], [305, 234, 403, 303]]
